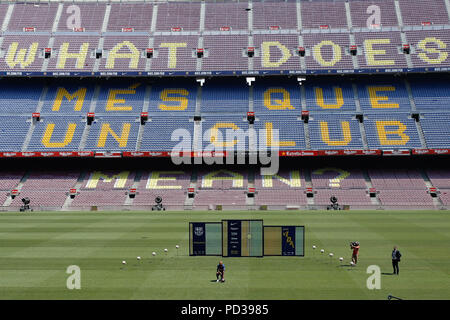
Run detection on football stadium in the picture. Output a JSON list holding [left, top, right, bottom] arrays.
[[0, 0, 449, 306]]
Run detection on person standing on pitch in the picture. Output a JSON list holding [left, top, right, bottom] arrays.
[[216, 261, 225, 282], [350, 241, 360, 265], [392, 246, 402, 275]]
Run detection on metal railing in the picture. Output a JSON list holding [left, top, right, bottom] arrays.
[[0, 203, 447, 212]]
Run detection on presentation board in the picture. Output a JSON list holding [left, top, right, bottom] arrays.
[[189, 222, 222, 256], [222, 220, 263, 257], [264, 226, 305, 256]]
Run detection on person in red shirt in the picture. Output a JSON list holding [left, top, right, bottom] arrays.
[[350, 241, 360, 265]]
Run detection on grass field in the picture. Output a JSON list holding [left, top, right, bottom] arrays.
[[0, 210, 448, 300]]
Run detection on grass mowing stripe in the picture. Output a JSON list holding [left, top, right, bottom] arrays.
[[0, 210, 449, 300]]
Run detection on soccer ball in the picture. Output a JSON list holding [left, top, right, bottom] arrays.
[[122, 260, 126, 265], [350, 261, 354, 266], [339, 257, 343, 262], [152, 252, 156, 256], [312, 245, 316, 249], [329, 253, 334, 257], [137, 256, 141, 260], [320, 249, 325, 253], [176, 245, 180, 249], [164, 248, 168, 252]]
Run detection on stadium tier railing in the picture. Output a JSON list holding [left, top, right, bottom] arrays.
[[0, 204, 446, 212]]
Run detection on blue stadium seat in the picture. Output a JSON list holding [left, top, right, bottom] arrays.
[[364, 113, 422, 149], [253, 78, 300, 114], [84, 115, 140, 151], [253, 114, 306, 150], [420, 113, 450, 148], [305, 80, 356, 112], [309, 113, 363, 150], [0, 80, 43, 114], [40, 79, 96, 114], [0, 116, 30, 151], [357, 79, 412, 113], [96, 80, 146, 114], [200, 114, 249, 151], [27, 115, 85, 151], [140, 115, 194, 151], [201, 78, 248, 114], [409, 77, 450, 112], [148, 79, 197, 115]]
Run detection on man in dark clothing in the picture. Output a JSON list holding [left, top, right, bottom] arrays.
[[216, 261, 225, 282], [392, 246, 402, 275]]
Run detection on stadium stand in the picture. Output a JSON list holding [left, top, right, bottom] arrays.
[[409, 75, 450, 111], [147, 79, 197, 115], [252, 1, 297, 30], [308, 113, 364, 150], [310, 168, 367, 189], [107, 3, 153, 32], [377, 189, 435, 206], [202, 35, 249, 71], [0, 165, 447, 210], [47, 35, 100, 72], [253, 77, 300, 114], [0, 116, 30, 151], [437, 190, 450, 206], [0, 79, 42, 113], [349, 0, 399, 28], [253, 169, 307, 207], [368, 168, 427, 189], [426, 169, 450, 189], [155, 2, 201, 31], [200, 78, 249, 113], [133, 171, 190, 208], [0, 1, 448, 74], [313, 189, 373, 206], [419, 113, 450, 149], [0, 73, 448, 152], [140, 115, 194, 151], [57, 3, 106, 32], [0, 171, 25, 191], [398, 0, 450, 26], [0, 0, 449, 211], [7, 2, 58, 32], [27, 115, 86, 151], [193, 169, 248, 209], [300, 0, 347, 29], [204, 2, 248, 31]]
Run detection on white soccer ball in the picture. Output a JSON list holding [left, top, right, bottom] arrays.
[[137, 256, 141, 260], [122, 260, 126, 265], [350, 261, 354, 266], [164, 248, 168, 252], [176, 245, 180, 249], [329, 253, 334, 257], [312, 245, 316, 249], [339, 257, 343, 261], [320, 249, 325, 253], [152, 252, 156, 256]]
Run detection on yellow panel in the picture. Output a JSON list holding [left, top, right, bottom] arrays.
[[264, 227, 282, 255], [222, 222, 228, 257], [189, 224, 193, 255], [241, 221, 249, 257]]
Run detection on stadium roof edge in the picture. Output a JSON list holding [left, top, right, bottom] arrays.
[[0, 0, 347, 3]]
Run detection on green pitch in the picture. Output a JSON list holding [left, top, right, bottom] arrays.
[[0, 210, 448, 300]]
